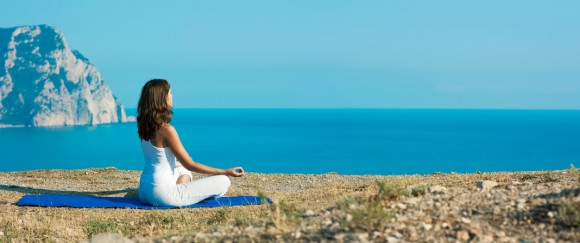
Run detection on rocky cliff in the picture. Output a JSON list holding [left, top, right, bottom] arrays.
[[0, 25, 127, 127]]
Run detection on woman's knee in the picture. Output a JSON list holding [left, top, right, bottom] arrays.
[[216, 175, 231, 189]]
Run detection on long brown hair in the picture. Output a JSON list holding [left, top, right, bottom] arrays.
[[137, 79, 173, 140]]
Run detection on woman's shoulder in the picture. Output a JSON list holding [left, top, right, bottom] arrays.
[[158, 123, 177, 136]]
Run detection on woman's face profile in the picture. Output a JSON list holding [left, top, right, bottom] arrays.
[[167, 89, 173, 108]]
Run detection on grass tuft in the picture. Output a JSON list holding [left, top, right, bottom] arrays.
[[411, 184, 429, 197], [377, 180, 409, 199], [540, 172, 559, 183], [0, 220, 14, 242], [336, 181, 404, 232], [570, 164, 580, 186], [207, 207, 229, 225], [86, 218, 129, 238], [257, 190, 268, 204], [557, 196, 580, 227], [521, 174, 537, 181]]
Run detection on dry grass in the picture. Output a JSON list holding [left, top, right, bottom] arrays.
[[0, 168, 573, 242]]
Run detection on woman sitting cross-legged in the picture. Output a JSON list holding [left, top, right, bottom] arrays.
[[136, 79, 244, 207]]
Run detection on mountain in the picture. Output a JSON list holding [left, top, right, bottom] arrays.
[[0, 25, 127, 127]]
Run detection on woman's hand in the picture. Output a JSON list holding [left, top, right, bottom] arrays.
[[226, 167, 245, 177]]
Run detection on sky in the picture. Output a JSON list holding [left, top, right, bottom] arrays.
[[1, 0, 579, 109]]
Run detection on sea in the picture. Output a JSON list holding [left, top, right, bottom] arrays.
[[0, 109, 578, 175]]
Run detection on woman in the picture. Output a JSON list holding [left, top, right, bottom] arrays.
[[137, 79, 244, 207]]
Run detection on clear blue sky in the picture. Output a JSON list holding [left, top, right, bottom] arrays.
[[1, 1, 579, 109]]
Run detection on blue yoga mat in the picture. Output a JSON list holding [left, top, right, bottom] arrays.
[[17, 194, 272, 209]]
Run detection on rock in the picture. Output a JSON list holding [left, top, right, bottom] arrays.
[[407, 226, 418, 238], [430, 185, 448, 194], [387, 236, 399, 243], [293, 229, 301, 239], [405, 197, 419, 205], [302, 210, 315, 217], [477, 180, 498, 191], [357, 233, 369, 242], [396, 203, 407, 209], [0, 25, 127, 127], [85, 233, 132, 243], [423, 223, 433, 231], [461, 217, 471, 224], [479, 235, 494, 243], [456, 230, 470, 241]]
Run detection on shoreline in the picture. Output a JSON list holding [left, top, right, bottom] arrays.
[[0, 168, 578, 242]]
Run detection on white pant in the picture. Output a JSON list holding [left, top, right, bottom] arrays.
[[139, 175, 231, 207]]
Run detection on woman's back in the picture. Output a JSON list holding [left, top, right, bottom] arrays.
[[139, 139, 178, 188]]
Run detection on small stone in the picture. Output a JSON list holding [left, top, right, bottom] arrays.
[[538, 223, 545, 229], [372, 231, 381, 238], [393, 231, 403, 238], [500, 237, 516, 243], [480, 235, 494, 243], [346, 214, 353, 222], [88, 233, 132, 243], [357, 233, 368, 242], [476, 180, 498, 191], [456, 230, 470, 241], [387, 236, 399, 243], [407, 226, 418, 238], [322, 219, 332, 226], [546, 238, 556, 243], [302, 210, 315, 217], [430, 185, 448, 194], [516, 203, 526, 210], [547, 211, 555, 218], [461, 217, 471, 224], [530, 198, 544, 206], [396, 203, 407, 209], [423, 224, 433, 231], [293, 230, 301, 239], [493, 206, 501, 214], [405, 197, 419, 204]]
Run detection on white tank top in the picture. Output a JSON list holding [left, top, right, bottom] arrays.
[[139, 139, 178, 188]]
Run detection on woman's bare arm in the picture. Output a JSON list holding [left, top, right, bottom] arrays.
[[161, 125, 244, 177]]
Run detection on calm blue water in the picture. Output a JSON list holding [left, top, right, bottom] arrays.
[[0, 109, 578, 175]]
